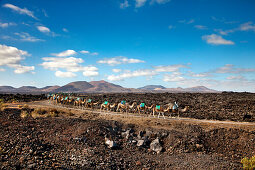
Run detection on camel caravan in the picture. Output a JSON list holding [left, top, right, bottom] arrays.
[[47, 93, 189, 119]]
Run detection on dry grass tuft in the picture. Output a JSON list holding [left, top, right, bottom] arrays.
[[22, 104, 30, 110], [49, 108, 59, 117], [20, 110, 31, 118]]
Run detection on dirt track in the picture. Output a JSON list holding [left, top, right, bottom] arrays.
[[23, 100, 255, 131]]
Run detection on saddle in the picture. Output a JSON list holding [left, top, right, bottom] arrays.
[[156, 105, 160, 110], [121, 101, 126, 104], [87, 99, 92, 103], [104, 101, 108, 105], [140, 103, 145, 108]]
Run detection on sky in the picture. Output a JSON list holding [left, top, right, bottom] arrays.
[[0, 0, 255, 92]]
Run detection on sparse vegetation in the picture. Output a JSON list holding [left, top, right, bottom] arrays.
[[49, 108, 59, 117], [241, 156, 255, 170], [0, 99, 7, 111], [0, 146, 4, 155], [20, 110, 31, 118]]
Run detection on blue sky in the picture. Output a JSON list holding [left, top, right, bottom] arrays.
[[0, 0, 255, 92]]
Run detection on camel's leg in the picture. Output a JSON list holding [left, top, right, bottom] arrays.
[[162, 112, 165, 119]]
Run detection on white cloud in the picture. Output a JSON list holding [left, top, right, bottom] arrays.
[[41, 56, 99, 77], [3, 3, 37, 19], [55, 71, 76, 78], [0, 44, 34, 74], [163, 72, 185, 82], [135, 0, 147, 8], [83, 71, 99, 77], [226, 75, 245, 80], [120, 0, 129, 9], [188, 71, 211, 78], [179, 19, 195, 24], [194, 25, 207, 30], [107, 69, 157, 81], [202, 34, 234, 45], [80, 50, 90, 54], [91, 52, 99, 56], [63, 28, 68, 32], [14, 32, 44, 42], [51, 50, 77, 57], [37, 26, 50, 33], [214, 64, 255, 74], [168, 25, 174, 29], [0, 68, 5, 72], [239, 22, 255, 32], [97, 56, 145, 66], [151, 0, 171, 4], [41, 57, 83, 71], [8, 64, 35, 74], [154, 64, 187, 72], [0, 22, 16, 28], [112, 69, 122, 73]]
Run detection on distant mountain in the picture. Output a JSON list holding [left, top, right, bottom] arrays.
[[88, 80, 127, 92], [184, 86, 218, 93], [0, 81, 219, 93], [16, 86, 38, 92], [0, 86, 15, 92], [40, 86, 60, 92], [138, 85, 166, 91], [160, 86, 218, 93], [54, 81, 93, 92]]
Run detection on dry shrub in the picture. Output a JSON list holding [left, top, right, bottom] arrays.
[[22, 104, 30, 110], [66, 112, 74, 116], [0, 104, 7, 111], [49, 108, 59, 117], [34, 108, 47, 115], [31, 108, 48, 118], [20, 110, 31, 118], [0, 146, 4, 155], [241, 156, 255, 170]]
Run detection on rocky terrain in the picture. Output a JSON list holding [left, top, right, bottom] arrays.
[[1, 107, 255, 169]]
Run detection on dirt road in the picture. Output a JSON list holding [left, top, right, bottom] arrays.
[[15, 100, 255, 131]]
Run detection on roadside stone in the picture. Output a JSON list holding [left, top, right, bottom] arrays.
[[137, 140, 145, 147], [105, 138, 118, 149], [150, 138, 163, 154]]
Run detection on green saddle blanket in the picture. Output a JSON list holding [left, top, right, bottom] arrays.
[[104, 101, 108, 105], [140, 103, 145, 107], [156, 105, 160, 110]]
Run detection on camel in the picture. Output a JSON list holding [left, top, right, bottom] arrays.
[[127, 102, 137, 113], [135, 103, 147, 114], [167, 102, 189, 117], [74, 97, 82, 108], [85, 99, 98, 109], [151, 105, 171, 119], [100, 101, 110, 112], [116, 101, 129, 113], [173, 106, 189, 117], [109, 103, 117, 112]]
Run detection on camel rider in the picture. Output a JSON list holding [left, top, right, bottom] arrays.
[[121, 100, 126, 104], [173, 101, 178, 110]]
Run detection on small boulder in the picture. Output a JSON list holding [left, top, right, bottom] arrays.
[[105, 138, 118, 149], [150, 138, 163, 154], [137, 140, 145, 147]]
